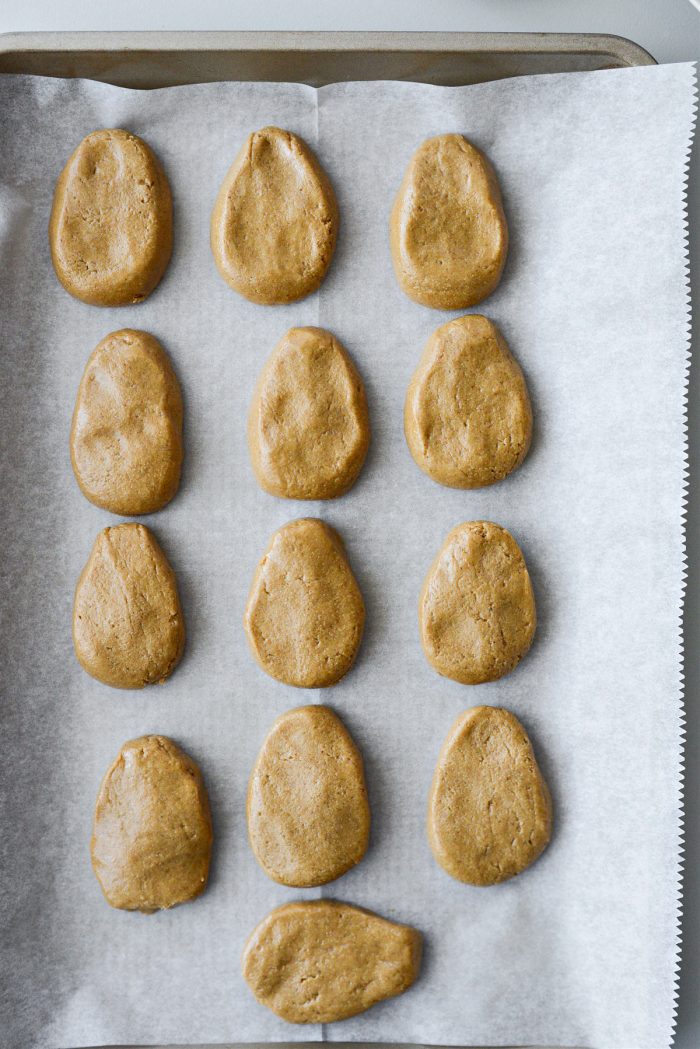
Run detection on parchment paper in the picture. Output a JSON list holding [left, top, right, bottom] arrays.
[[0, 62, 695, 1049]]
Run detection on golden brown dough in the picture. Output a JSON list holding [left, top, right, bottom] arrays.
[[49, 128, 172, 306], [73, 523, 185, 689], [70, 329, 183, 515], [390, 133, 508, 310], [244, 518, 364, 688], [248, 326, 370, 499], [91, 735, 213, 912], [211, 126, 338, 304], [404, 315, 531, 489], [242, 900, 422, 1023], [247, 705, 370, 886], [419, 521, 535, 684], [428, 706, 552, 885]]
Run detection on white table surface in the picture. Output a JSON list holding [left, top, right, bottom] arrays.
[[2, 2, 699, 1048]]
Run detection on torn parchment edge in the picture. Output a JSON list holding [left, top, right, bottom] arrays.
[[668, 61, 698, 1049]]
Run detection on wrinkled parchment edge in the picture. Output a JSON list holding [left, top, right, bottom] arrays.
[[668, 63, 698, 1049]]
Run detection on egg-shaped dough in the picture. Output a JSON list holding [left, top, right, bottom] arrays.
[[73, 523, 185, 689], [49, 128, 172, 306], [211, 126, 338, 304], [405, 315, 531, 489], [91, 735, 213, 911], [70, 329, 183, 516], [244, 518, 364, 688], [428, 706, 552, 885], [419, 521, 535, 685], [248, 705, 370, 886], [242, 900, 422, 1023], [390, 133, 508, 310], [248, 326, 370, 499]]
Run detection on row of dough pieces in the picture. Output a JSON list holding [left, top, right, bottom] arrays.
[[71, 318, 531, 517], [74, 517, 535, 690], [92, 704, 552, 1021], [50, 126, 508, 311]]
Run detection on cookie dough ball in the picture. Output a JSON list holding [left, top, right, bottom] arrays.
[[49, 129, 172, 306], [405, 315, 531, 489], [419, 521, 535, 685], [244, 518, 364, 688], [70, 329, 183, 515], [91, 735, 213, 912], [242, 900, 422, 1023], [73, 523, 185, 689], [248, 705, 370, 887], [248, 326, 370, 499], [428, 706, 552, 885], [390, 134, 508, 310], [211, 126, 338, 305]]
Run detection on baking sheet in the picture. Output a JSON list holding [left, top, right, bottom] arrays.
[[0, 31, 657, 87], [0, 63, 695, 1049]]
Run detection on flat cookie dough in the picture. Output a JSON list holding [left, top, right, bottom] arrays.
[[390, 133, 508, 310], [428, 706, 552, 885], [211, 126, 338, 304], [419, 521, 535, 684], [91, 735, 213, 912], [248, 326, 370, 499], [49, 128, 172, 306], [242, 900, 422, 1023], [404, 315, 531, 489], [244, 518, 364, 688], [70, 329, 183, 515], [73, 523, 185, 689], [248, 705, 370, 887]]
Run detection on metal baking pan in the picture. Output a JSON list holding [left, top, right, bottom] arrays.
[[0, 30, 655, 89], [0, 26, 655, 1049]]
